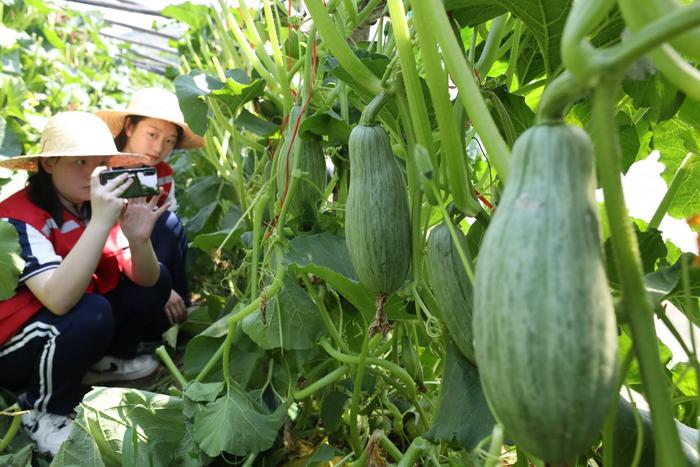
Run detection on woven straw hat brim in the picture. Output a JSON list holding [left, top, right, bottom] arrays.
[[0, 151, 148, 171], [96, 109, 205, 150]]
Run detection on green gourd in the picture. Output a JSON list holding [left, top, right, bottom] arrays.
[[426, 223, 475, 364], [277, 106, 327, 225], [473, 124, 618, 463], [345, 121, 411, 298]]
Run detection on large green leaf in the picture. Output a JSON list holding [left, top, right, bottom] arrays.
[[241, 275, 324, 350], [284, 233, 371, 312], [0, 221, 24, 300], [235, 108, 279, 137], [53, 387, 200, 467], [623, 72, 685, 123], [209, 70, 265, 113], [446, 0, 572, 76], [193, 383, 286, 457], [300, 110, 353, 145], [0, 445, 33, 467], [444, 1, 507, 27], [653, 101, 700, 219], [161, 1, 210, 31], [174, 72, 219, 136], [175, 70, 264, 137], [323, 49, 390, 86], [424, 340, 495, 450]]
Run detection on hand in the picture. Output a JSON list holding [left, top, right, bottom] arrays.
[[89, 167, 133, 227], [164, 289, 188, 324], [119, 196, 170, 244]]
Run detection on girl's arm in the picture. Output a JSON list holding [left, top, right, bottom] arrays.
[[24, 221, 114, 315], [24, 168, 132, 315]]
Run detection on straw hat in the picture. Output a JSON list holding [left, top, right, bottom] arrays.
[[0, 111, 147, 171], [96, 87, 205, 149]]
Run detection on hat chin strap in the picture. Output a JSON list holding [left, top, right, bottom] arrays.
[[56, 189, 90, 222]]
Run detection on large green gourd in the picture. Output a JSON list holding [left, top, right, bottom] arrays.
[[277, 106, 327, 225], [345, 122, 411, 297], [473, 124, 618, 463], [426, 223, 475, 364]]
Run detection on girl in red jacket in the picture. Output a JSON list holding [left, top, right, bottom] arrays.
[[97, 87, 205, 326], [0, 112, 171, 456]]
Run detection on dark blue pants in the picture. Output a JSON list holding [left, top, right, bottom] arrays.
[[0, 266, 171, 415], [151, 210, 190, 306]]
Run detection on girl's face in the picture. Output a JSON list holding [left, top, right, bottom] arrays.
[[42, 156, 110, 203], [123, 117, 179, 166]]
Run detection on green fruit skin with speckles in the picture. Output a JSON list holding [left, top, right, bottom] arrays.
[[345, 123, 411, 295], [426, 223, 475, 364], [473, 124, 619, 463]]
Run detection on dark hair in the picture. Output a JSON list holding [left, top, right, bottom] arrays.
[[114, 115, 184, 151], [27, 162, 65, 227]]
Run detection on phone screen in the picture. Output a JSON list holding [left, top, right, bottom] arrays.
[[99, 167, 159, 198]]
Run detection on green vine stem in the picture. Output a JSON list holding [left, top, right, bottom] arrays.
[[218, 0, 278, 91], [155, 345, 187, 387], [196, 263, 286, 383], [484, 423, 504, 467], [564, 0, 700, 90], [536, 71, 587, 124], [475, 14, 509, 79], [353, 430, 403, 466], [618, 0, 700, 101], [349, 331, 374, 455], [386, 0, 434, 158], [393, 81, 426, 296], [592, 79, 685, 464], [305, 0, 382, 98], [359, 91, 392, 126], [319, 337, 417, 400], [397, 436, 433, 467], [412, 0, 481, 216], [299, 273, 348, 352], [419, 0, 511, 181], [292, 365, 349, 400], [649, 152, 696, 230], [250, 186, 271, 299], [0, 404, 21, 453]]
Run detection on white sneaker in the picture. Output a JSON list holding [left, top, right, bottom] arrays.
[[81, 354, 160, 385], [21, 410, 73, 456]]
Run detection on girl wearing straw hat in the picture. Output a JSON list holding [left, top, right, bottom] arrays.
[[97, 87, 205, 328], [0, 111, 172, 456]]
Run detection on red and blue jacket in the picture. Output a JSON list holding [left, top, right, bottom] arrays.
[[0, 188, 129, 345]]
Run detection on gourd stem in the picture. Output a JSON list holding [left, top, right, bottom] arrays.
[[360, 91, 392, 126], [536, 71, 588, 124], [592, 79, 685, 465]]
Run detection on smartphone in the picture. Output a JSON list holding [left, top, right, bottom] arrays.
[[99, 167, 159, 198]]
